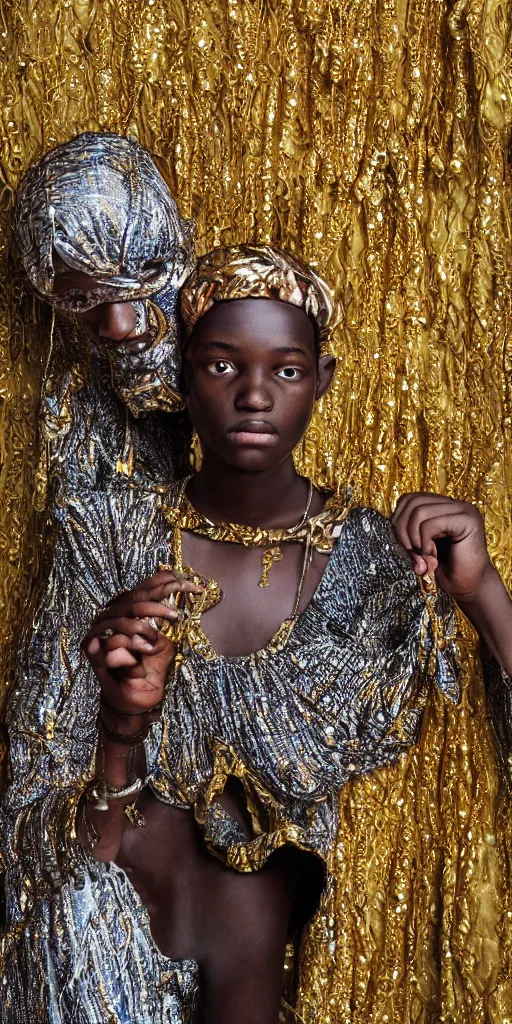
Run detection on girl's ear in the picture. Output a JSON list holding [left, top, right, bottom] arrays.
[[316, 355, 336, 400]]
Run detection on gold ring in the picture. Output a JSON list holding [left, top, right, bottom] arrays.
[[100, 628, 115, 639]]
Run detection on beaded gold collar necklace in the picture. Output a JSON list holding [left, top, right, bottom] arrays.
[[162, 476, 350, 587], [171, 477, 313, 587], [156, 479, 352, 660]]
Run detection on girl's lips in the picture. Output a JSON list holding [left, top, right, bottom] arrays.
[[228, 420, 278, 446], [228, 430, 278, 447]]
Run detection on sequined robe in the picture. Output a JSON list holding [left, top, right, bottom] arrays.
[[0, 484, 460, 1023], [39, 318, 190, 497], [0, 327, 193, 1017]]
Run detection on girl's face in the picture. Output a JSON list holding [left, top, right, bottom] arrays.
[[183, 298, 335, 473]]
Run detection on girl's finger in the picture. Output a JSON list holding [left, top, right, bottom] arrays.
[[85, 641, 140, 670], [99, 634, 156, 655], [132, 579, 203, 604], [87, 617, 157, 643], [98, 579, 204, 621], [394, 502, 465, 552], [391, 492, 459, 525], [103, 647, 140, 669], [409, 551, 438, 576], [97, 601, 179, 623]]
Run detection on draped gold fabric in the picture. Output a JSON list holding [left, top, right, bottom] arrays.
[[0, 1, 511, 1020]]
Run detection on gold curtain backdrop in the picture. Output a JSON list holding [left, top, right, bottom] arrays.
[[0, 1, 511, 1020]]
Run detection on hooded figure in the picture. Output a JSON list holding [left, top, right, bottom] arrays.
[[0, 135, 199, 1021], [15, 131, 196, 494]]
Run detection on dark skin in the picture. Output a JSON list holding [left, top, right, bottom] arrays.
[[51, 263, 158, 351], [181, 299, 336, 654], [84, 298, 512, 1021], [84, 300, 335, 1023]]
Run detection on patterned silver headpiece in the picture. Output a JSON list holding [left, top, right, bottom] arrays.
[[15, 132, 196, 410], [15, 131, 195, 310]]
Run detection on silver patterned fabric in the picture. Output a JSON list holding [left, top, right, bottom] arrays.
[[15, 132, 196, 501], [16, 132, 194, 310], [41, 329, 192, 495], [0, 483, 459, 1021]]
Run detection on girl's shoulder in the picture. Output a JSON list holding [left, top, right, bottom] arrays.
[[307, 502, 420, 629]]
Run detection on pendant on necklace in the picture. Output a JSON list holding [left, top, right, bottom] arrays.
[[259, 546, 283, 587], [125, 802, 147, 828]]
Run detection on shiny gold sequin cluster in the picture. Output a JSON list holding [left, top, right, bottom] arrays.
[[0, 1, 511, 1021]]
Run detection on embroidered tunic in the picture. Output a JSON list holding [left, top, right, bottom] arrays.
[[0, 485, 459, 1022]]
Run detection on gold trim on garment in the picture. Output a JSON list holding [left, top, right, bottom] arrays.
[[157, 480, 352, 659]]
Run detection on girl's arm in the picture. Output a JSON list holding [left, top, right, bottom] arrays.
[[392, 492, 512, 674]]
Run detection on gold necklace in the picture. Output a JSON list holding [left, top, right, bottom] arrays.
[[158, 481, 352, 658], [167, 477, 314, 588], [259, 479, 313, 587]]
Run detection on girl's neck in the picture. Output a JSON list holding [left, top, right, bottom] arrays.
[[186, 455, 316, 529]]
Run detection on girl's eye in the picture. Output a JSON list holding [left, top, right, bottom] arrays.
[[277, 367, 302, 380], [207, 360, 235, 376]]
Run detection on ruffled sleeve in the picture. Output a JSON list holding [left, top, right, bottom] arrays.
[[1, 489, 170, 904], [0, 487, 202, 1021]]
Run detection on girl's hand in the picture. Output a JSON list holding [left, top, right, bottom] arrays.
[[391, 493, 494, 600], [82, 570, 202, 716]]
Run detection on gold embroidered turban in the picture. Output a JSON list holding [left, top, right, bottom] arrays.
[[180, 243, 334, 351]]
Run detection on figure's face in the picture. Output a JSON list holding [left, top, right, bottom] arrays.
[[183, 298, 335, 472], [51, 266, 165, 353]]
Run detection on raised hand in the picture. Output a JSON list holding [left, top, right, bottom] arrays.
[[391, 492, 494, 600], [391, 491, 512, 676], [83, 569, 203, 715]]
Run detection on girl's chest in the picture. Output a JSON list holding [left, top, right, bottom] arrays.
[[180, 532, 329, 657]]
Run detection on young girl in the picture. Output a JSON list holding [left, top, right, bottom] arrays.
[[3, 245, 511, 1023]]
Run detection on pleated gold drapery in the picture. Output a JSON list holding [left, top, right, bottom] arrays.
[[0, 1, 511, 1020]]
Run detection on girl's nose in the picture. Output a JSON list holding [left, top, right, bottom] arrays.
[[234, 371, 273, 411]]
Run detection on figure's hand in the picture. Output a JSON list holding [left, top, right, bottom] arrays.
[[391, 493, 496, 600], [83, 570, 202, 716]]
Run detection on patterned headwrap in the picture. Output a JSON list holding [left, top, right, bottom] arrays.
[[15, 131, 195, 310], [15, 132, 196, 410], [181, 243, 334, 352]]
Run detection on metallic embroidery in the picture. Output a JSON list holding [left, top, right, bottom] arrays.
[[0, 485, 460, 1021]]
